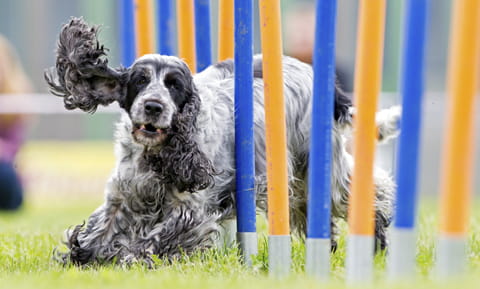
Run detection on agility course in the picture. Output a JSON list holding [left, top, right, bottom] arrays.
[[2, 0, 480, 288], [116, 0, 480, 280]]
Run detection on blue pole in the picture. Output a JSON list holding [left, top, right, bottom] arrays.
[[307, 0, 337, 240], [194, 0, 212, 72], [120, 0, 136, 66], [305, 0, 337, 278], [157, 0, 175, 55], [234, 0, 257, 264], [388, 0, 428, 278], [394, 0, 428, 231]]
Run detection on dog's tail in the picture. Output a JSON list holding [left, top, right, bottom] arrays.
[[345, 105, 401, 144], [374, 105, 401, 143]]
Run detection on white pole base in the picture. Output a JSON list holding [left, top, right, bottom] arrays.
[[237, 232, 258, 266], [216, 219, 237, 249], [435, 234, 467, 278], [388, 228, 417, 279], [346, 234, 374, 283], [305, 238, 330, 279], [268, 235, 291, 277]]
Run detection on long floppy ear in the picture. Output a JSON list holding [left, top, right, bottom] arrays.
[[146, 68, 216, 192], [334, 82, 353, 125], [44, 17, 127, 113]]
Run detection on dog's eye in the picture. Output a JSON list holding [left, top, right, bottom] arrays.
[[164, 76, 182, 90], [137, 76, 148, 86]]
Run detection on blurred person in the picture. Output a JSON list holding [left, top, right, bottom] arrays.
[[0, 35, 32, 210], [284, 2, 353, 91]]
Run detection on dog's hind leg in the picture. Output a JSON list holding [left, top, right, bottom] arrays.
[[373, 167, 395, 252]]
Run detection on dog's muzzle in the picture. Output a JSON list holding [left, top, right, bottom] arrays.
[[131, 100, 170, 146]]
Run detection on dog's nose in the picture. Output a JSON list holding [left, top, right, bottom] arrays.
[[144, 101, 163, 116]]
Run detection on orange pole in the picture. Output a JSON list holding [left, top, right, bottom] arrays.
[[218, 0, 234, 61], [347, 0, 386, 236], [259, 0, 289, 236], [177, 0, 196, 72], [134, 0, 155, 57], [439, 0, 480, 235]]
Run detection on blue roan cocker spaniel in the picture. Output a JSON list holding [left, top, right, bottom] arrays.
[[45, 18, 401, 266]]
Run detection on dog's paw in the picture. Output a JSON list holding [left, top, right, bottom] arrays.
[[121, 253, 155, 269]]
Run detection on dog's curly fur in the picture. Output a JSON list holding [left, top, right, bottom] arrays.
[[45, 18, 401, 266]]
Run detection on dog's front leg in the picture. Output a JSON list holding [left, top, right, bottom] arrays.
[[60, 180, 134, 265], [132, 204, 220, 263]]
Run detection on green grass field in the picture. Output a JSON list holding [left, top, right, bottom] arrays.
[[1, 141, 480, 288]]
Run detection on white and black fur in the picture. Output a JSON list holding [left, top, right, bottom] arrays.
[[45, 18, 400, 266]]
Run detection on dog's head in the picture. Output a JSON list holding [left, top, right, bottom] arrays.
[[45, 18, 198, 148], [45, 18, 213, 192], [125, 55, 196, 147]]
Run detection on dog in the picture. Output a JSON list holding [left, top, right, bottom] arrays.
[[45, 18, 400, 266]]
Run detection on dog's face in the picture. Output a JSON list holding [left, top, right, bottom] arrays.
[[122, 55, 194, 147]]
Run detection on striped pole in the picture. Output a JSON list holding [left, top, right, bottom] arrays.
[[234, 0, 257, 266], [156, 0, 175, 55], [388, 0, 428, 279], [134, 0, 155, 57], [177, 0, 196, 72], [218, 0, 234, 61], [346, 0, 386, 283], [305, 0, 337, 279], [120, 0, 136, 66], [259, 0, 290, 277], [194, 0, 212, 72], [436, 0, 480, 277]]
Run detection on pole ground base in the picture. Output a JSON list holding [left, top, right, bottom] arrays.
[[388, 228, 417, 279], [237, 232, 257, 266], [268, 235, 291, 277], [305, 238, 330, 279], [346, 234, 373, 283], [436, 234, 466, 278]]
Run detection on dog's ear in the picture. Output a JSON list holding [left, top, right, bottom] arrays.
[[44, 17, 127, 113], [170, 87, 215, 192], [334, 82, 353, 125]]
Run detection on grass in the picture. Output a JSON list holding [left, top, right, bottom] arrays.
[[1, 141, 480, 288]]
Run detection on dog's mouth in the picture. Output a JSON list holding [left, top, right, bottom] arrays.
[[136, 123, 165, 135], [132, 123, 169, 145]]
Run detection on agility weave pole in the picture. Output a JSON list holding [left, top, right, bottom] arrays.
[[305, 0, 337, 279], [346, 0, 386, 282], [134, 0, 155, 57], [156, 0, 175, 56], [259, 0, 291, 277], [177, 0, 196, 72], [436, 0, 480, 277], [120, 0, 136, 66], [233, 0, 257, 267], [218, 0, 234, 61], [194, 0, 212, 72], [388, 0, 428, 279]]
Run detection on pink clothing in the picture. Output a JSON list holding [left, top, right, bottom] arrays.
[[0, 121, 24, 162]]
